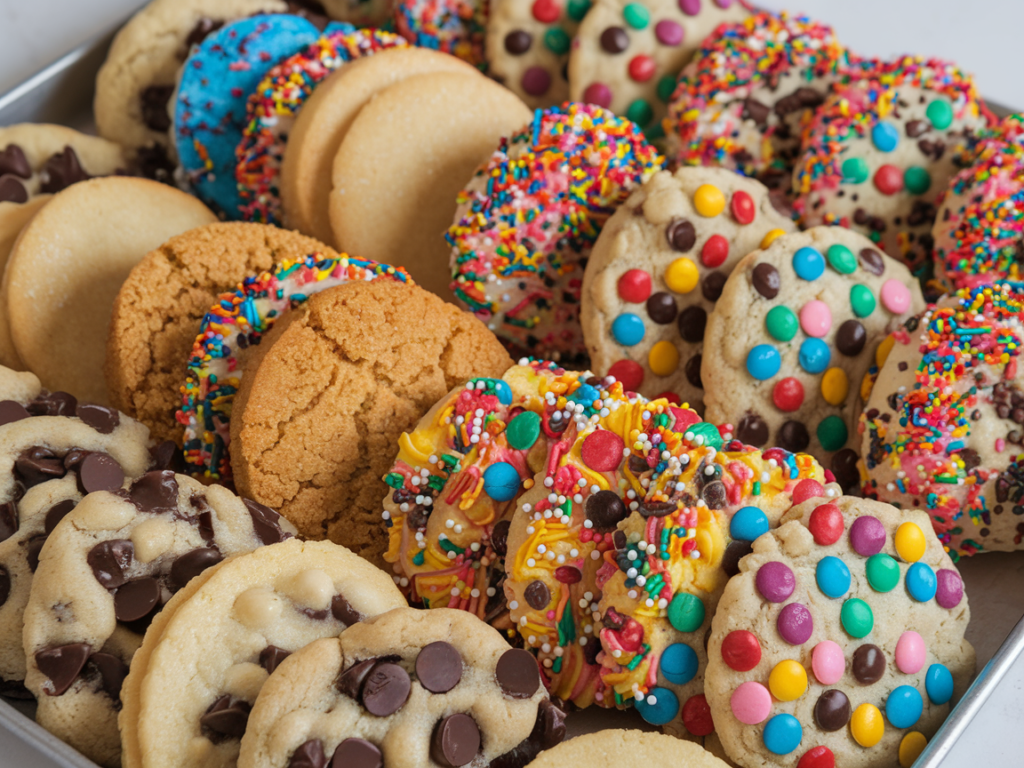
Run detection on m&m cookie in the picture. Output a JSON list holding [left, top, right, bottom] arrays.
[[932, 113, 1024, 291], [449, 102, 663, 364], [861, 281, 1024, 559], [569, 0, 749, 139], [394, 0, 488, 68], [793, 57, 995, 280], [701, 228, 924, 486], [705, 495, 973, 768], [582, 166, 795, 410]]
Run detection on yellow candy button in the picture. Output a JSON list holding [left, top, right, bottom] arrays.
[[761, 228, 787, 249], [851, 702, 884, 747], [768, 659, 807, 702], [821, 367, 849, 406], [860, 370, 875, 402], [665, 257, 699, 294], [694, 184, 726, 217], [895, 522, 926, 562], [899, 732, 927, 767], [875, 334, 895, 368], [648, 341, 680, 377]]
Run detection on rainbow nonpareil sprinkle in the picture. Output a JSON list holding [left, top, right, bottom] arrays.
[[393, 0, 487, 68]]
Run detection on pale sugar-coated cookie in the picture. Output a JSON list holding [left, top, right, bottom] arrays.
[[0, 196, 49, 370], [523, 729, 731, 767]]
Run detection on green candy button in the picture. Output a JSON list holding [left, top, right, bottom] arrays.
[[766, 306, 798, 342], [817, 415, 849, 452], [656, 74, 676, 103], [567, 0, 592, 21], [904, 165, 932, 195], [506, 411, 541, 450], [827, 244, 857, 274], [850, 284, 876, 318], [926, 98, 953, 130], [623, 2, 650, 29], [866, 553, 900, 592], [626, 98, 654, 128], [841, 597, 874, 638], [544, 28, 570, 54], [668, 592, 705, 633], [842, 157, 869, 184], [686, 421, 723, 451]]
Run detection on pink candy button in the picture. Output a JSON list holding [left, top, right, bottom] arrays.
[[730, 681, 772, 724], [799, 300, 832, 337], [895, 630, 926, 674], [812, 640, 845, 685], [880, 279, 912, 313]]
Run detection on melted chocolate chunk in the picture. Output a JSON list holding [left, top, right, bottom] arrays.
[[361, 662, 411, 716], [43, 499, 77, 535], [0, 400, 30, 426], [431, 714, 481, 767], [331, 593, 363, 626], [524, 580, 550, 610], [200, 695, 251, 741], [289, 740, 327, 768], [259, 645, 291, 675], [337, 658, 379, 700], [35, 643, 91, 696], [243, 498, 291, 544], [127, 471, 178, 514], [0, 144, 31, 178], [78, 453, 126, 495], [415, 641, 463, 693], [114, 577, 161, 622], [75, 402, 119, 434], [169, 547, 223, 591], [490, 519, 510, 556], [39, 146, 89, 194], [16, 447, 66, 488], [0, 502, 17, 544], [87, 539, 134, 588], [87, 652, 129, 702], [584, 490, 627, 531], [495, 648, 540, 698]]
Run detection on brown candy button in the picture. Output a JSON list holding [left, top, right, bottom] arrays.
[[0, 175, 27, 204], [88, 652, 129, 701], [600, 26, 629, 54], [200, 695, 251, 740], [140, 85, 174, 132], [170, 547, 223, 591], [259, 645, 291, 675], [16, 446, 66, 487], [361, 662, 411, 716], [666, 218, 696, 252], [431, 713, 481, 767], [752, 263, 780, 299], [584, 490, 627, 531], [496, 648, 540, 698], [415, 641, 463, 693], [87, 539, 134, 588], [858, 248, 885, 276], [677, 306, 707, 343], [0, 400, 30, 426], [26, 534, 46, 572], [76, 402, 120, 434], [0, 502, 17, 544], [332, 593, 363, 625], [0, 565, 9, 608], [78, 453, 125, 494], [0, 144, 31, 178], [504, 30, 532, 54], [243, 498, 291, 545], [701, 272, 725, 303], [43, 499, 77, 535], [736, 412, 769, 446], [337, 658, 379, 699], [114, 577, 161, 622], [836, 319, 867, 357], [28, 391, 78, 417], [830, 448, 860, 493], [684, 353, 703, 389], [128, 470, 179, 514], [524, 579, 551, 610], [331, 738, 382, 768], [35, 643, 91, 696], [852, 644, 886, 684], [814, 689, 851, 731], [722, 540, 753, 577], [290, 740, 327, 768], [490, 519, 510, 556], [646, 292, 677, 324], [777, 420, 809, 453], [39, 146, 89, 194]]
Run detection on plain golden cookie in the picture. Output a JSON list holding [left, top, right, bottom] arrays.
[[524, 730, 731, 767], [3, 177, 215, 404], [329, 71, 531, 301], [106, 222, 336, 444], [230, 279, 513, 566], [0, 196, 49, 369], [282, 47, 477, 244]]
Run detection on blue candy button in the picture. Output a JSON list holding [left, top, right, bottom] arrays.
[[482, 462, 521, 501], [799, 338, 831, 374], [660, 643, 699, 685], [612, 313, 646, 346], [793, 247, 825, 280], [635, 686, 680, 725], [925, 663, 954, 705], [886, 685, 924, 728], [730, 506, 770, 542], [906, 561, 937, 602], [816, 555, 852, 599], [763, 713, 802, 755], [746, 344, 781, 380], [872, 121, 900, 152]]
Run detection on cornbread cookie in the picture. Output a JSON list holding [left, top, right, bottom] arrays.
[[330, 71, 532, 301], [523, 729, 731, 767], [701, 227, 924, 483], [861, 281, 1024, 560], [569, 0, 749, 138], [22, 473, 296, 767], [705, 496, 973, 768], [106, 223, 336, 445], [582, 166, 796, 410], [231, 280, 513, 565], [0, 196, 49, 370], [282, 47, 476, 243], [119, 539, 407, 768], [3, 177, 215, 404], [239, 608, 565, 768]]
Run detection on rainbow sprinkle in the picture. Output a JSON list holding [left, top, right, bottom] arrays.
[[393, 0, 487, 68]]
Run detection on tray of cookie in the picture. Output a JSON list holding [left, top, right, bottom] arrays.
[[1, 1, 1023, 768]]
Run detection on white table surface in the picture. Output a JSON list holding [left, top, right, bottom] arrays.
[[1, 1, 1023, 766]]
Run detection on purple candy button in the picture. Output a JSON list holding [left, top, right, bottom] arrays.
[[521, 66, 552, 96], [654, 19, 683, 46], [849, 516, 886, 556], [777, 603, 814, 645], [583, 82, 613, 109], [678, 0, 701, 16], [756, 561, 795, 603], [935, 568, 964, 609]]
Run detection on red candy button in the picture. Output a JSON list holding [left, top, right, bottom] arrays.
[[797, 746, 835, 768], [730, 190, 755, 224], [531, 0, 561, 23], [581, 430, 625, 471], [627, 54, 656, 82], [656, 391, 681, 405], [617, 269, 652, 303], [721, 630, 761, 671], [608, 359, 643, 391], [772, 377, 804, 412], [873, 164, 904, 195], [792, 478, 825, 505], [808, 503, 844, 545], [681, 694, 714, 736], [700, 234, 729, 268]]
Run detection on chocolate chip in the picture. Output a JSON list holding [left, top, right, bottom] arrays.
[[584, 490, 627, 531], [169, 547, 223, 591], [200, 695, 251, 740], [830, 448, 860, 493], [114, 578, 161, 622], [75, 402, 120, 434], [35, 643, 91, 696], [752, 263, 780, 298], [638, 500, 676, 518], [721, 540, 753, 577], [906, 120, 928, 138], [701, 481, 727, 509], [0, 400, 30, 426], [140, 85, 174, 132], [431, 714, 480, 767], [28, 391, 78, 417], [62, 448, 90, 473], [0, 175, 27, 203], [259, 645, 291, 675], [331, 738, 382, 768], [337, 658, 379, 699], [416, 641, 463, 693], [677, 306, 707, 343], [0, 502, 17, 544], [26, 534, 45, 572], [78, 453, 125, 494], [128, 471, 179, 514], [290, 740, 327, 768], [496, 648, 540, 698], [599, 26, 629, 54], [39, 146, 88, 194], [184, 17, 224, 51], [504, 30, 532, 54], [361, 662, 411, 716], [243, 498, 291, 544], [852, 644, 886, 684], [524, 580, 551, 609], [190, 494, 215, 541], [88, 652, 129, 702], [666, 218, 696, 252], [150, 440, 185, 473], [490, 519, 510, 556], [836, 319, 867, 356], [815, 689, 851, 731], [684, 354, 703, 389], [777, 421, 809, 453], [87, 539, 133, 588], [331, 593, 363, 626], [742, 97, 770, 126], [0, 144, 30, 178], [858, 248, 885, 276], [736, 412, 769, 446], [43, 499, 77, 535], [701, 272, 725, 302], [646, 292, 677, 324], [0, 565, 9, 607], [16, 446, 66, 488]]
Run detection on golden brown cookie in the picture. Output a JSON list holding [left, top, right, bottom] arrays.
[[230, 279, 513, 566], [106, 222, 336, 444], [0, 196, 49, 370]]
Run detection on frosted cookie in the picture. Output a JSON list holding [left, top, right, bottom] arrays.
[[0, 196, 49, 370], [282, 47, 475, 244], [394, 0, 488, 68], [236, 28, 406, 225], [177, 254, 409, 481], [523, 729, 731, 767], [119, 539, 407, 768], [705, 496, 973, 768], [331, 71, 531, 301], [239, 608, 565, 768], [932, 113, 1024, 291], [22, 473, 296, 767], [106, 223, 336, 445], [665, 12, 855, 192], [860, 281, 1024, 559], [231, 280, 513, 565], [793, 57, 994, 279], [581, 166, 796, 410], [570, 0, 749, 139], [0, 367, 153, 699], [701, 227, 925, 484], [449, 102, 662, 363], [3, 177, 215, 404]]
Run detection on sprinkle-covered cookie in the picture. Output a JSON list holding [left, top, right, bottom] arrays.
[[394, 0, 488, 68], [932, 113, 1024, 291], [235, 28, 406, 225], [177, 254, 411, 481], [705, 495, 973, 768], [582, 166, 795, 410], [449, 102, 663, 364], [238, 608, 565, 768], [861, 281, 1024, 560], [701, 227, 925, 487], [793, 57, 994, 279], [569, 0, 749, 139]]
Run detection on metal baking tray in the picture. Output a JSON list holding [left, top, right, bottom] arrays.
[[2, 16, 1023, 768]]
